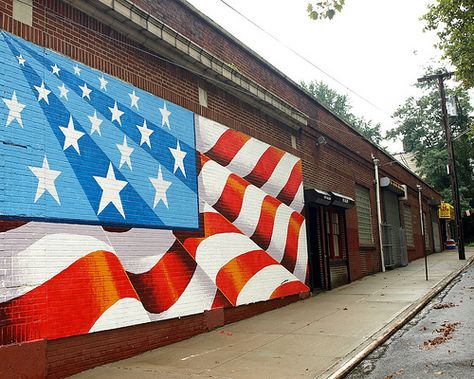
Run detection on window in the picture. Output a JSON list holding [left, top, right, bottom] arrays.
[[403, 205, 414, 247], [332, 212, 340, 257], [291, 134, 297, 149], [198, 86, 208, 107], [355, 186, 374, 245], [325, 210, 343, 259]]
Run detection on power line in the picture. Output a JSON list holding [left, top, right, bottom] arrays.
[[217, 0, 388, 114], [33, 2, 387, 145]]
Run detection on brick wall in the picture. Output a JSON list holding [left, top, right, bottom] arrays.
[[0, 0, 443, 376]]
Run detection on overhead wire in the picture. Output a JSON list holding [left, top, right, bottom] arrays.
[[28, 3, 388, 142], [217, 0, 389, 115], [26, 2, 403, 158]]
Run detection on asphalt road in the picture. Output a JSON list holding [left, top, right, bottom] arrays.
[[347, 262, 474, 379]]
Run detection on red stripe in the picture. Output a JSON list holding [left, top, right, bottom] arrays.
[[277, 160, 302, 206], [213, 174, 250, 222], [281, 212, 305, 273], [269, 281, 309, 299], [0, 251, 138, 344], [212, 289, 233, 309], [127, 241, 197, 313], [216, 250, 277, 305], [206, 129, 250, 166], [250, 196, 280, 250], [244, 146, 284, 188]]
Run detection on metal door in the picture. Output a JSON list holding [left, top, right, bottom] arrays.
[[382, 190, 402, 267]]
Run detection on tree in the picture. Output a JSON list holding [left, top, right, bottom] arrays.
[[387, 69, 474, 211], [422, 0, 474, 88], [301, 80, 383, 145], [307, 1, 345, 20]]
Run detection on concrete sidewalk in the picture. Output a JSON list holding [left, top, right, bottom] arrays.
[[73, 249, 474, 379]]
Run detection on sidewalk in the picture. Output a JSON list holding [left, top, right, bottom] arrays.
[[73, 249, 474, 379]]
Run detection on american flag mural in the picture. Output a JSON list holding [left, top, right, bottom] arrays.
[[0, 32, 309, 345]]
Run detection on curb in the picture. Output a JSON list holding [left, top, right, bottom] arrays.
[[321, 254, 474, 379]]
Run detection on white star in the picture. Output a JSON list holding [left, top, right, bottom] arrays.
[[136, 119, 153, 148], [88, 111, 103, 136], [59, 115, 84, 154], [129, 90, 139, 109], [58, 83, 69, 100], [28, 156, 61, 204], [2, 91, 26, 128], [73, 65, 81, 76], [34, 81, 51, 104], [150, 165, 172, 208], [169, 141, 187, 177], [79, 82, 92, 100], [51, 64, 60, 76], [94, 163, 128, 218], [116, 135, 134, 170], [109, 101, 124, 125], [98, 76, 108, 91], [159, 102, 171, 129], [17, 55, 26, 66]]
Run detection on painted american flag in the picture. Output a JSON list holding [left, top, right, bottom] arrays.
[[0, 32, 309, 345]]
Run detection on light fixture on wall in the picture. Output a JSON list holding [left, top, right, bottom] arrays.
[[315, 135, 327, 147]]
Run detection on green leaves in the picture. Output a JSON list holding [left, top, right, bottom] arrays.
[[301, 79, 383, 145], [422, 0, 474, 88], [307, 1, 345, 20]]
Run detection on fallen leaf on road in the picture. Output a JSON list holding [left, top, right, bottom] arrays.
[[421, 322, 460, 349], [432, 303, 456, 310]]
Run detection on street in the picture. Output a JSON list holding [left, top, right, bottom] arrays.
[[347, 262, 474, 379]]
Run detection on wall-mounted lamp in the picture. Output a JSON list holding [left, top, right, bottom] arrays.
[[315, 135, 327, 147]]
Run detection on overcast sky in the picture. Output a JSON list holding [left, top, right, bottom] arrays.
[[186, 0, 448, 153]]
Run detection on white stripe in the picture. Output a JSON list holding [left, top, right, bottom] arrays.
[[1, 222, 177, 275], [233, 186, 266, 237], [149, 265, 216, 321], [236, 265, 299, 306], [289, 183, 305, 213], [265, 205, 294, 262], [103, 228, 176, 274], [195, 115, 228, 153], [195, 232, 260, 281], [292, 222, 308, 282], [199, 160, 231, 206], [89, 298, 151, 333], [261, 153, 299, 198], [226, 138, 269, 177], [3, 234, 112, 301]]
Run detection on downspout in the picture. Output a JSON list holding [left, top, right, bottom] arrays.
[[372, 155, 385, 272]]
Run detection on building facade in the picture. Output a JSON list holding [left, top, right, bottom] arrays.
[[0, 0, 443, 377]]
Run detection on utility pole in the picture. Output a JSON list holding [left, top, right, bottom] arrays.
[[417, 72, 465, 260]]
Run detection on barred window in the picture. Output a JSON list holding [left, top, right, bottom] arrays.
[[356, 186, 374, 245], [404, 205, 415, 247]]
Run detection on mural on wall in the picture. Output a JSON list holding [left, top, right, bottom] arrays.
[[0, 32, 309, 345]]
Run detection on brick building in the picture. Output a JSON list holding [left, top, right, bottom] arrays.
[[0, 0, 443, 377]]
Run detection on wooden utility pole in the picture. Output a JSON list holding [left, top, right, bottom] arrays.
[[417, 72, 465, 260]]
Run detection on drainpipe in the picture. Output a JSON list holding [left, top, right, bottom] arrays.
[[417, 185, 429, 281], [372, 155, 385, 272]]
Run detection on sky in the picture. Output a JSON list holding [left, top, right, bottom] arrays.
[[185, 0, 447, 153]]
